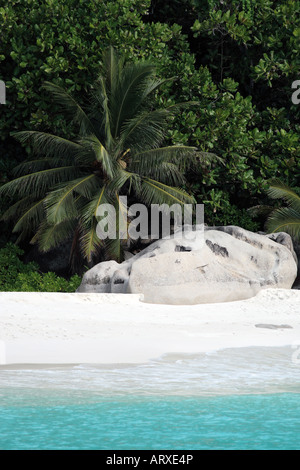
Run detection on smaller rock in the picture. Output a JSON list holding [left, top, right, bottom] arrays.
[[76, 260, 122, 293]]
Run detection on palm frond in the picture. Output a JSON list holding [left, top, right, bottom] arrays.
[[7, 198, 47, 244], [119, 109, 171, 153], [13, 198, 46, 236], [80, 217, 103, 262], [106, 168, 141, 195], [267, 179, 300, 213], [140, 177, 196, 207], [42, 81, 95, 136], [266, 179, 300, 240], [45, 174, 97, 224], [79, 135, 115, 179], [1, 196, 35, 222], [104, 235, 125, 263], [148, 162, 187, 186], [266, 207, 300, 240], [248, 204, 274, 218], [31, 219, 77, 252], [2, 196, 46, 244], [111, 61, 158, 138], [103, 196, 129, 262], [11, 131, 82, 161], [0, 166, 79, 198], [139, 76, 174, 102], [101, 45, 123, 99], [90, 76, 113, 148], [12, 159, 54, 177], [80, 185, 109, 225], [130, 145, 198, 175]]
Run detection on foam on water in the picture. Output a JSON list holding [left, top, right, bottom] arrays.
[[0, 346, 300, 399], [1, 346, 300, 449]]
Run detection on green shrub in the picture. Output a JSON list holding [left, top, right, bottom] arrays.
[[0, 242, 81, 292], [0, 0, 190, 142], [201, 189, 260, 231], [1, 0, 299, 254]]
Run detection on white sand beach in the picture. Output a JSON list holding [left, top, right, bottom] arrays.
[[0, 288, 300, 365]]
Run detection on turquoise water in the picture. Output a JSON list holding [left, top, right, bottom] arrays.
[[0, 391, 300, 450], [0, 347, 300, 450]]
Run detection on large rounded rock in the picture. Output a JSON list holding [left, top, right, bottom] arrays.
[[76, 226, 298, 304]]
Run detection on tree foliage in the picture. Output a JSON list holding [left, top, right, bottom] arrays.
[[0, 0, 299, 268], [148, 0, 300, 226], [0, 47, 202, 265], [0, 243, 81, 291]]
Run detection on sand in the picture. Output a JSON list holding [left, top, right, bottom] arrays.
[[0, 288, 300, 365]]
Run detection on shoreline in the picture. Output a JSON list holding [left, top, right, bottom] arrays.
[[1, 288, 300, 366]]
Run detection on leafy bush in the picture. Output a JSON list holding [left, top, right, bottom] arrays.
[[1, 0, 299, 261], [149, 0, 300, 209], [0, 243, 81, 291], [201, 188, 260, 231], [0, 0, 190, 142]]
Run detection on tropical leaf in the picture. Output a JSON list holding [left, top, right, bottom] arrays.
[[140, 178, 195, 207], [106, 168, 141, 195], [119, 108, 171, 153], [0, 166, 79, 198], [1, 196, 36, 222], [80, 186, 108, 225], [42, 81, 95, 136], [130, 145, 198, 175], [11, 130, 82, 161], [266, 180, 300, 240], [267, 179, 300, 212], [12, 159, 55, 177], [80, 217, 103, 262], [112, 62, 158, 138], [79, 135, 115, 179], [266, 207, 300, 240], [12, 198, 46, 236], [31, 219, 78, 252], [45, 175, 97, 224], [90, 76, 113, 148], [149, 162, 187, 186]]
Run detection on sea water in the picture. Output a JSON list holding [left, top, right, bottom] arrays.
[[0, 347, 300, 450]]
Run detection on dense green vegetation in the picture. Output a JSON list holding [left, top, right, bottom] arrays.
[[0, 0, 299, 280], [0, 243, 81, 291], [1, 46, 202, 265]]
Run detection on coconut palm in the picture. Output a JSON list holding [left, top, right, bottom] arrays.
[[1, 47, 204, 266], [266, 179, 300, 241]]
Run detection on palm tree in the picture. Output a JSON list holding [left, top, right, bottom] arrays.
[[1, 47, 204, 266], [266, 179, 300, 241]]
